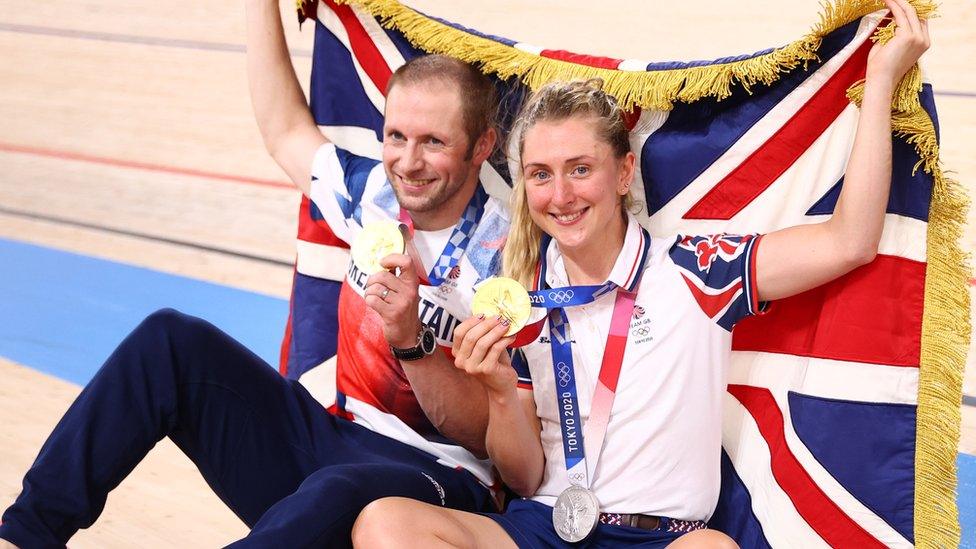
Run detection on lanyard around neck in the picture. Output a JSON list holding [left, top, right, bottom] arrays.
[[540, 225, 650, 488], [396, 186, 487, 286]]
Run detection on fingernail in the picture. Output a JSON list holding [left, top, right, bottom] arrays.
[[477, 313, 485, 320], [501, 318, 510, 326]]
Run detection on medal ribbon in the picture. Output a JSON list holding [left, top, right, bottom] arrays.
[[549, 290, 636, 489], [397, 186, 488, 286], [542, 225, 651, 489]]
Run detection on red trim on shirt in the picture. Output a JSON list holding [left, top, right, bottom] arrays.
[[748, 234, 766, 315]]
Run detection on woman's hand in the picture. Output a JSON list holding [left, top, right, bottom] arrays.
[[866, 0, 930, 88], [451, 315, 516, 396]]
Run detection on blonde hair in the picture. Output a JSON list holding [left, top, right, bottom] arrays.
[[503, 78, 636, 288]]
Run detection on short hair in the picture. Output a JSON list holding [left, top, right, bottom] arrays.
[[386, 54, 498, 154]]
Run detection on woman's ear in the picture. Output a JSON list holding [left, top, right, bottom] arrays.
[[617, 151, 637, 195]]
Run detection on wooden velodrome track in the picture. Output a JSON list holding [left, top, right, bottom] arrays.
[[1, 0, 973, 546]]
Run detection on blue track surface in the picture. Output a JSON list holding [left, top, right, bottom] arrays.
[[0, 237, 973, 543], [962, 453, 976, 547], [0, 238, 288, 384]]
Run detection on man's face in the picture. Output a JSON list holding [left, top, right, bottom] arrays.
[[382, 81, 478, 229]]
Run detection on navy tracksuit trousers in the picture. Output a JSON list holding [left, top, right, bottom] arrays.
[[0, 309, 491, 548]]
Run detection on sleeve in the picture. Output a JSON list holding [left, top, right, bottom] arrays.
[[511, 348, 533, 390], [284, 144, 383, 376], [668, 233, 767, 331], [307, 143, 385, 244], [297, 144, 385, 282]]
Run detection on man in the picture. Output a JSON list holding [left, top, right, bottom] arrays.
[[0, 1, 505, 547]]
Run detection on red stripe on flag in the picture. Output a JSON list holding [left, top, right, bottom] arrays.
[[279, 292, 295, 376], [326, 0, 393, 94], [733, 255, 923, 366], [539, 49, 623, 70], [682, 35, 874, 220], [728, 385, 887, 548], [621, 108, 642, 131]]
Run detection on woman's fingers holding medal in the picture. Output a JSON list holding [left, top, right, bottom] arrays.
[[364, 253, 421, 348], [452, 315, 516, 394]]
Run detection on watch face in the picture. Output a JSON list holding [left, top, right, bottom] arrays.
[[421, 327, 437, 354]]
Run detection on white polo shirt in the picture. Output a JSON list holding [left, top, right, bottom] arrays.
[[513, 214, 764, 521]]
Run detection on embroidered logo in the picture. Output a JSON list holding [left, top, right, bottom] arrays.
[[633, 305, 646, 319]]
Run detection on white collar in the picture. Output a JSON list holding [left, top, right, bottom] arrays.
[[541, 213, 648, 291]]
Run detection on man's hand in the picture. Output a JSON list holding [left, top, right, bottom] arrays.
[[363, 253, 422, 348]]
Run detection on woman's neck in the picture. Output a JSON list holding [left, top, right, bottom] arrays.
[[560, 214, 627, 286]]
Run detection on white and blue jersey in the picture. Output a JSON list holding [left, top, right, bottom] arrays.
[[301, 143, 509, 487]]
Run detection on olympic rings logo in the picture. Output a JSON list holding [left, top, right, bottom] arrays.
[[556, 362, 571, 387], [632, 327, 650, 337], [548, 290, 575, 303]]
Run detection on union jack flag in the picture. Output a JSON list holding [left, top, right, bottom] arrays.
[[282, 0, 962, 546]]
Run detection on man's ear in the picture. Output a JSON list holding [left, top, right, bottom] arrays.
[[473, 127, 498, 164]]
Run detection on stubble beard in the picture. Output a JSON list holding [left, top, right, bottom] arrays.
[[392, 166, 471, 216]]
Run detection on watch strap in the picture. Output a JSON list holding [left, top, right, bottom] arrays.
[[391, 325, 434, 361]]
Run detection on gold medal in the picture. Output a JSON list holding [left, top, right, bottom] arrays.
[[351, 221, 405, 275], [472, 277, 532, 336]]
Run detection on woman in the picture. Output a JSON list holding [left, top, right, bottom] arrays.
[[351, 2, 928, 546]]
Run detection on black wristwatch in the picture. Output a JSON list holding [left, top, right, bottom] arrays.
[[390, 325, 437, 361]]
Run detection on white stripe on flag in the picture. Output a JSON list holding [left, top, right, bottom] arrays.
[[721, 395, 826, 547], [351, 6, 407, 73], [513, 42, 544, 55], [319, 124, 383, 160], [629, 108, 670, 227], [296, 239, 351, 281], [298, 355, 338, 408], [798, 212, 928, 263], [618, 59, 650, 71], [729, 351, 920, 405]]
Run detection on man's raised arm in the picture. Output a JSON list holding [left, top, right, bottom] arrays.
[[245, 0, 327, 196]]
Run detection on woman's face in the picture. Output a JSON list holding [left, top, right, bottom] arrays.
[[520, 116, 635, 256]]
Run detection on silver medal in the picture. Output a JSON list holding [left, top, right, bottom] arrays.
[[552, 484, 600, 542]]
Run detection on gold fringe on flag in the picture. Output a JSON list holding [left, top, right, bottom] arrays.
[[327, 0, 965, 545]]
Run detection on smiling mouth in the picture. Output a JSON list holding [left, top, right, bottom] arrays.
[[397, 175, 436, 188], [550, 207, 589, 225]]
